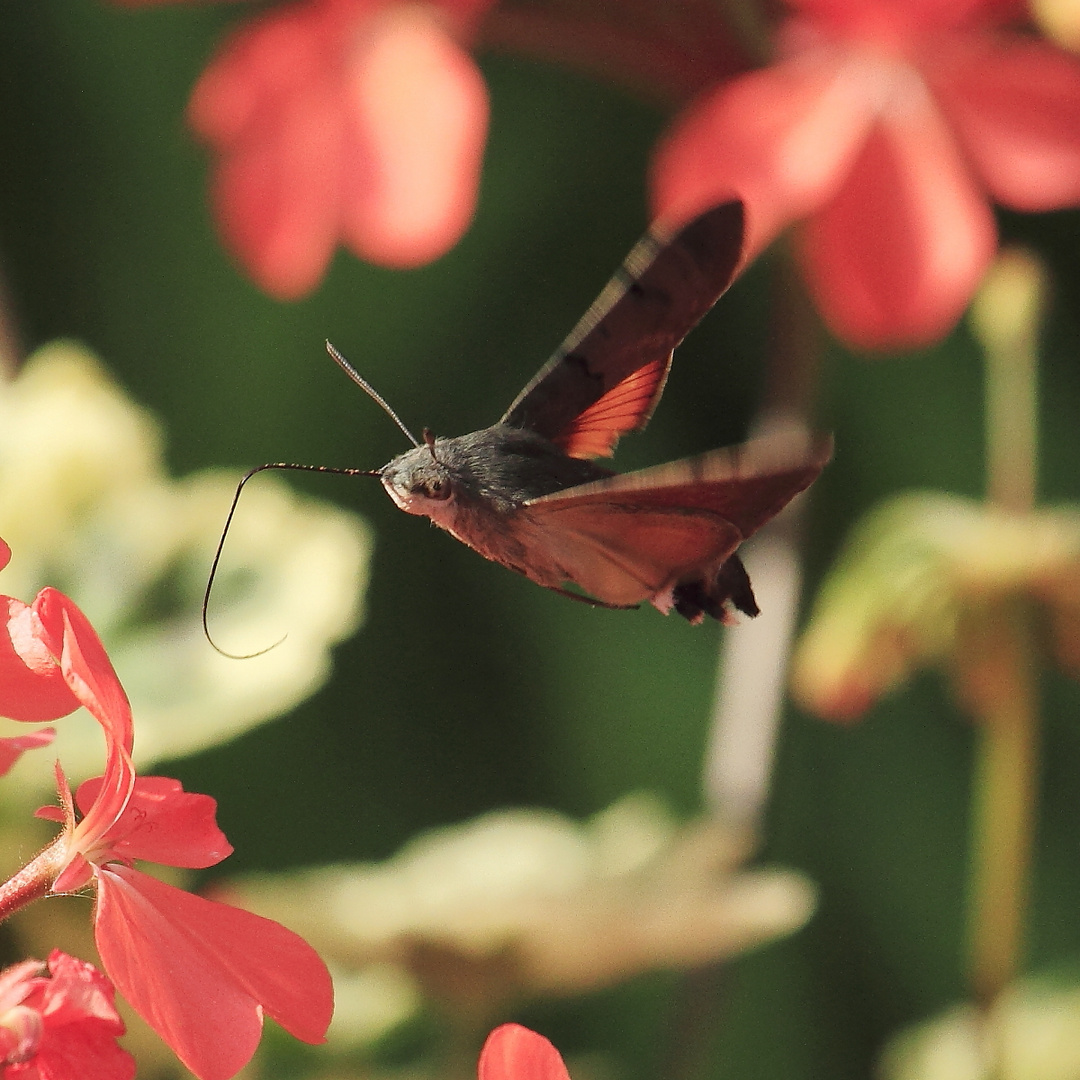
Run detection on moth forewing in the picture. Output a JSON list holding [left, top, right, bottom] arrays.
[[500, 201, 745, 454]]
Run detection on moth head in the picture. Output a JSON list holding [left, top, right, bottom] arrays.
[[380, 446, 454, 515]]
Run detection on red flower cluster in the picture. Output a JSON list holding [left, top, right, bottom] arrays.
[[652, 0, 1080, 348], [0, 951, 133, 1080], [0, 537, 334, 1080], [114, 0, 1080, 351]]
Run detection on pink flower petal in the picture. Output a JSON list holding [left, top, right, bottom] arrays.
[[94, 865, 333, 1080], [785, 0, 994, 36], [36, 951, 125, 1032], [33, 591, 132, 752], [929, 36, 1080, 210], [0, 728, 56, 778], [0, 960, 46, 1014], [75, 777, 233, 870], [341, 4, 488, 266], [9, 952, 133, 1080], [0, 599, 81, 723], [478, 1025, 572, 1080], [799, 94, 996, 349], [651, 50, 874, 257], [188, 1, 347, 298], [188, 0, 489, 296]]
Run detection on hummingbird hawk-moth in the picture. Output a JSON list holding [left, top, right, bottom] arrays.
[[206, 200, 829, 641]]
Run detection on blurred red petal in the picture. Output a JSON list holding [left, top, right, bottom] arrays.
[[212, 122, 340, 299], [95, 866, 332, 1080], [341, 5, 488, 266], [187, 7, 320, 146], [75, 777, 233, 870], [651, 52, 873, 257], [785, 0, 995, 35], [0, 728, 55, 778], [478, 1025, 572, 1080], [188, 0, 356, 298], [189, 0, 487, 294], [929, 36, 1080, 210], [0, 538, 10, 573], [800, 96, 996, 349]]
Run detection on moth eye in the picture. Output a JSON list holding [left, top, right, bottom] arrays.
[[427, 478, 451, 500]]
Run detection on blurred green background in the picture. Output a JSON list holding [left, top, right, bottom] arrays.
[[4, 3, 1080, 1079]]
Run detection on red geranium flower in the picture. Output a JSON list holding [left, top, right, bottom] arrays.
[[479, 1024, 571, 1080], [184, 0, 493, 297], [0, 950, 134, 1080], [652, 0, 1080, 349], [0, 540, 334, 1080]]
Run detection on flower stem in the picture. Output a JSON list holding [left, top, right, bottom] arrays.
[[971, 249, 1042, 515], [962, 250, 1046, 1063], [0, 842, 65, 923], [965, 600, 1038, 1010]]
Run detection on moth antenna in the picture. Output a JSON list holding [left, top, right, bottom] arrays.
[[204, 460, 381, 660], [325, 340, 421, 448], [422, 427, 438, 463]]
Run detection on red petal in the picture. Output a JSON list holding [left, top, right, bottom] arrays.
[[799, 97, 996, 350], [929, 36, 1080, 210], [187, 1, 345, 298], [0, 599, 80, 723], [38, 951, 125, 1032], [0, 960, 45, 1013], [188, 0, 488, 295], [95, 866, 333, 1080], [0, 728, 55, 778], [651, 51, 873, 257], [13, 951, 134, 1080], [34, 590, 132, 751], [785, 0, 992, 36], [341, 5, 488, 266], [76, 776, 233, 869], [0, 538, 10, 572], [478, 1025, 572, 1080]]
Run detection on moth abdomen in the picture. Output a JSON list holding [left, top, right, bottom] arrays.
[[672, 554, 759, 625]]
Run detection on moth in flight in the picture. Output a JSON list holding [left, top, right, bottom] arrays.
[[207, 201, 830, 638]]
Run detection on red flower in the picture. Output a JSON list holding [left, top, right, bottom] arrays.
[[0, 540, 334, 1080], [0, 539, 127, 729], [186, 0, 493, 297], [479, 1025, 571, 1080], [652, 0, 1080, 349], [41, 773, 333, 1080], [0, 950, 134, 1080]]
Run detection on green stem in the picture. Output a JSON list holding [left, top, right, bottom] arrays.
[[963, 249, 1046, 1073], [966, 601, 1038, 1010], [973, 248, 1042, 515]]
